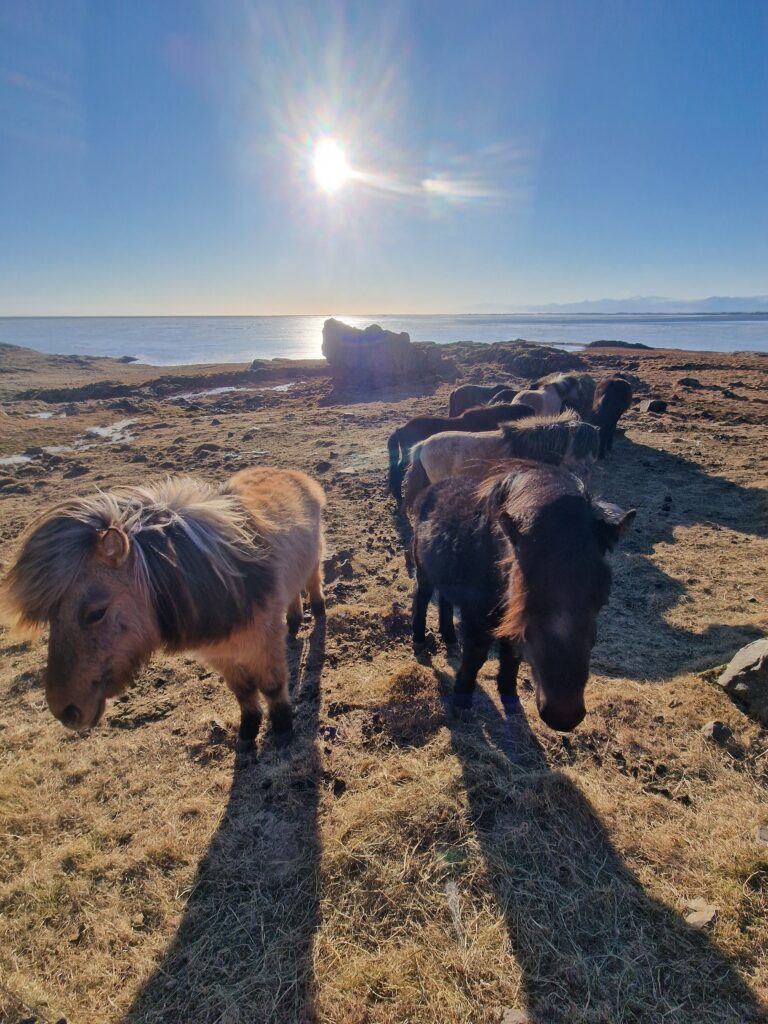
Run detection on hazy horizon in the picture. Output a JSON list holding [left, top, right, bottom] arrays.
[[2, 297, 768, 319]]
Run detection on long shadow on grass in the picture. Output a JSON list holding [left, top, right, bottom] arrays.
[[596, 434, 767, 548], [442, 677, 766, 1023], [589, 433, 766, 680], [123, 620, 325, 1024]]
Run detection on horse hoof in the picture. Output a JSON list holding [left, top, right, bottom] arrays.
[[270, 702, 294, 742], [272, 726, 294, 749], [235, 737, 256, 755], [452, 693, 474, 718], [287, 617, 303, 638], [500, 694, 523, 716], [310, 600, 326, 619], [413, 631, 438, 656], [452, 705, 474, 723]]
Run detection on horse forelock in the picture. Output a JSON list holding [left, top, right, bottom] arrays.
[[492, 468, 603, 639], [0, 493, 124, 635], [0, 478, 273, 641]]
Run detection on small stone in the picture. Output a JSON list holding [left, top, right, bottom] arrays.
[[756, 824, 768, 845], [716, 639, 768, 726], [685, 900, 717, 929], [210, 417, 221, 425], [500, 1010, 530, 1024], [677, 377, 702, 388], [63, 464, 89, 478], [640, 398, 668, 414], [315, 461, 332, 473], [701, 720, 733, 744], [208, 717, 228, 743]]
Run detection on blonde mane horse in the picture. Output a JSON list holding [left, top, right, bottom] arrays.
[[404, 410, 599, 508], [0, 467, 326, 752]]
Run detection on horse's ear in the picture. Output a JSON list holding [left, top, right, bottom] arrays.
[[97, 526, 130, 567], [593, 502, 636, 551]]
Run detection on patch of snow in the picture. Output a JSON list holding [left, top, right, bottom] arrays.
[[0, 454, 32, 466]]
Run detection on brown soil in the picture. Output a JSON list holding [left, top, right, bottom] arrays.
[[0, 341, 766, 1024]]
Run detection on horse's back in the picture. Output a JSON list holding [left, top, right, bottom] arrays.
[[418, 429, 501, 483], [228, 467, 326, 521], [227, 468, 326, 600]]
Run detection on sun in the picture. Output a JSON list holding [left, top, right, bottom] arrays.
[[313, 138, 351, 193]]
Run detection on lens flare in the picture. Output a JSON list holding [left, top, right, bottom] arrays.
[[313, 138, 351, 193]]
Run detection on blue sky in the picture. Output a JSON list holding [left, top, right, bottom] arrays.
[[0, 0, 766, 315]]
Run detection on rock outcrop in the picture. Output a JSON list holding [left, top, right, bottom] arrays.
[[321, 319, 455, 390], [480, 342, 585, 379], [717, 638, 768, 725]]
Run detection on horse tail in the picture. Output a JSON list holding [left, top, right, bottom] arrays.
[[387, 429, 405, 500], [403, 445, 431, 511]]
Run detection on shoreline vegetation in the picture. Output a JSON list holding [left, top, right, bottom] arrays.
[[1, 338, 767, 1023]]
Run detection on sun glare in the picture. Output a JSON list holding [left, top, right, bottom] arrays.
[[313, 138, 351, 193]]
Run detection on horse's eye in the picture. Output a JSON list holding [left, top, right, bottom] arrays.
[[84, 607, 107, 626]]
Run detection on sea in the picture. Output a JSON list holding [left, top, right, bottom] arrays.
[[0, 313, 766, 366]]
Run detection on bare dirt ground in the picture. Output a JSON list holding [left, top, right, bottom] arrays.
[[0, 340, 766, 1024]]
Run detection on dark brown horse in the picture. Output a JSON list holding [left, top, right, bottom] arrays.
[[387, 403, 534, 501], [448, 383, 511, 417], [489, 388, 518, 405], [592, 376, 633, 458], [411, 461, 634, 730]]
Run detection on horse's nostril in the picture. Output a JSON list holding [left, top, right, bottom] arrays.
[[60, 704, 82, 728]]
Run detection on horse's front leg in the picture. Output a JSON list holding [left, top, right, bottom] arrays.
[[412, 565, 433, 647], [254, 609, 293, 741], [438, 596, 457, 646], [223, 609, 293, 748], [218, 665, 264, 754], [453, 623, 491, 712], [497, 637, 522, 714]]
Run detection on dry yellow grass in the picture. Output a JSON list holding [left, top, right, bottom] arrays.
[[1, 343, 767, 1023]]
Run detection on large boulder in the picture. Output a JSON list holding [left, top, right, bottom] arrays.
[[486, 342, 586, 380], [321, 319, 455, 390], [717, 638, 768, 725]]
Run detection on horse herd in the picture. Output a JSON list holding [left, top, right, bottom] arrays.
[[0, 371, 635, 748]]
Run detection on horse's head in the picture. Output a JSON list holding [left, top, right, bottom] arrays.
[[491, 470, 635, 731], [45, 526, 159, 730], [1, 507, 159, 732]]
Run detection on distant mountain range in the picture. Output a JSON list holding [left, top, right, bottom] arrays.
[[471, 296, 768, 314]]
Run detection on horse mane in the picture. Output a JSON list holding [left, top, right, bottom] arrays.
[[477, 463, 606, 640], [0, 477, 275, 643], [536, 372, 576, 395], [499, 410, 582, 463]]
